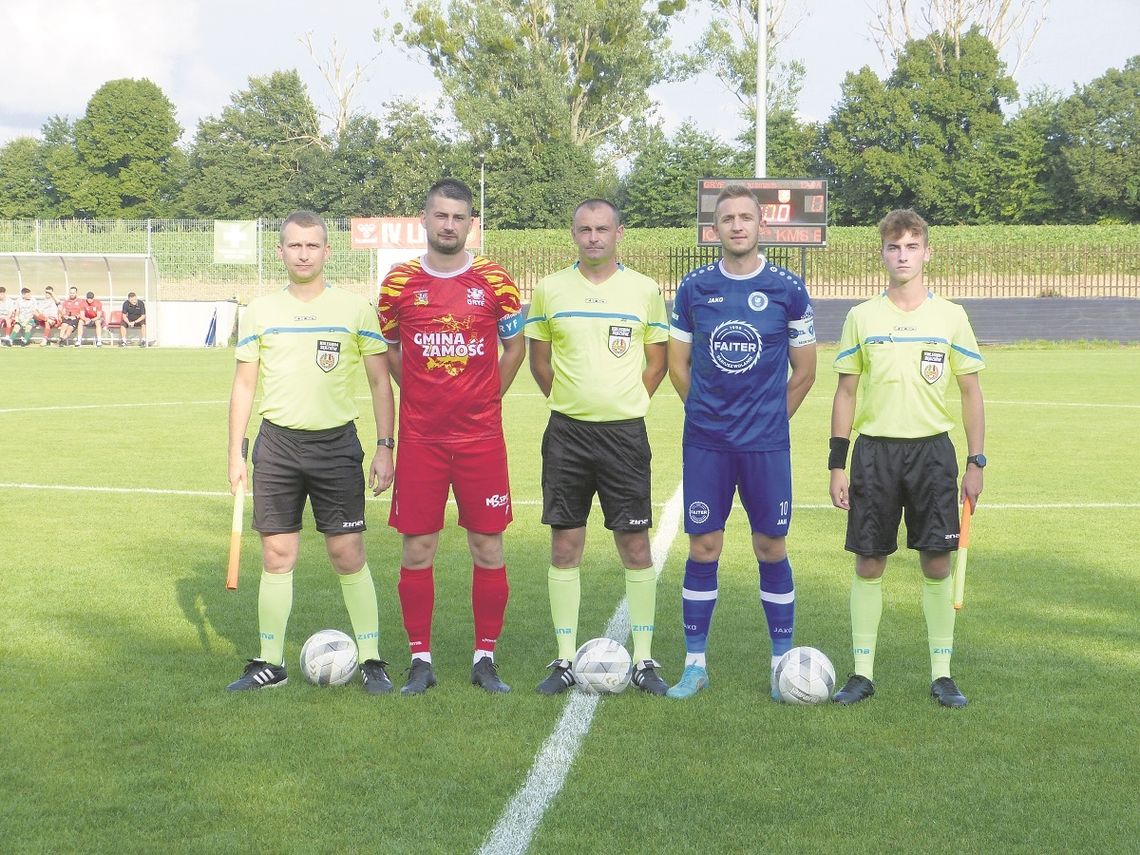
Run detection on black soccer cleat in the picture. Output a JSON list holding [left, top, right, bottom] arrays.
[[226, 659, 287, 692], [631, 659, 668, 696], [931, 676, 968, 708], [360, 659, 394, 695], [401, 659, 437, 695], [832, 674, 875, 705], [471, 656, 511, 693], [536, 659, 576, 695]]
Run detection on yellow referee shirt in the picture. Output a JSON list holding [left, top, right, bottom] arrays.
[[525, 264, 669, 421], [834, 290, 984, 438], [236, 286, 386, 431]]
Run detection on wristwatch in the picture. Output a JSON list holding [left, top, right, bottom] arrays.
[[376, 437, 395, 449], [966, 453, 987, 469]]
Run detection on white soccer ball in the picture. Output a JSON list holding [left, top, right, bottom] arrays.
[[773, 646, 836, 705], [572, 637, 633, 695], [299, 629, 358, 686]]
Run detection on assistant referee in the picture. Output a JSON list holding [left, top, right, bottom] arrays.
[[525, 199, 671, 696], [226, 210, 397, 694]]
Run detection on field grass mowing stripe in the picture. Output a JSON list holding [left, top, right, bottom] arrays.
[[0, 400, 228, 414], [477, 482, 684, 855], [2, 482, 1138, 511]]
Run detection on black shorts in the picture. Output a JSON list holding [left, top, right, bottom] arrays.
[[251, 420, 366, 535], [846, 433, 960, 556], [540, 411, 652, 531]]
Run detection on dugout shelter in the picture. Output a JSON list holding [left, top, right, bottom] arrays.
[[0, 252, 159, 343]]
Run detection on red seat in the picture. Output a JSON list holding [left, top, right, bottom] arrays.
[[107, 310, 123, 330]]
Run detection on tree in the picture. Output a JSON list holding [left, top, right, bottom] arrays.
[[68, 79, 183, 217], [0, 138, 50, 218], [620, 123, 737, 227], [1050, 57, 1140, 223], [870, 0, 1047, 75], [979, 88, 1062, 223], [397, 0, 680, 154], [180, 71, 327, 218], [820, 29, 1016, 224]]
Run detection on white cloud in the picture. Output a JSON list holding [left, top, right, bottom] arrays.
[[0, 0, 199, 120]]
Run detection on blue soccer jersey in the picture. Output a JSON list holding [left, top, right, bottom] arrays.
[[671, 257, 816, 452]]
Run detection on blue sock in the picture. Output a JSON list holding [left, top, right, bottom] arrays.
[[759, 558, 795, 659], [681, 558, 719, 657]]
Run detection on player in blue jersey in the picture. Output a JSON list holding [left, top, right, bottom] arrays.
[[666, 184, 817, 699]]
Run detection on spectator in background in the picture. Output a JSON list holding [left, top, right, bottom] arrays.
[[36, 286, 60, 346], [58, 286, 84, 346], [77, 291, 105, 347], [11, 288, 39, 346], [119, 292, 147, 347], [0, 286, 14, 346]]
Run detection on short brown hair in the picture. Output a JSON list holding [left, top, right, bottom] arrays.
[[280, 210, 328, 245], [573, 198, 621, 225], [878, 209, 929, 244], [715, 184, 760, 213]]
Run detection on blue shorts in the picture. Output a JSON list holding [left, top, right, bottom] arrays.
[[682, 445, 792, 536]]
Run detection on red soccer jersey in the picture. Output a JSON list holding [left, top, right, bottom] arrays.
[[61, 297, 84, 319], [82, 299, 103, 319], [378, 254, 522, 442]]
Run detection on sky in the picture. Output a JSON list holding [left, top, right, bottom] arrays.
[[1, 0, 1137, 150]]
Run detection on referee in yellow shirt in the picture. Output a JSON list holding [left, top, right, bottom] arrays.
[[226, 210, 397, 694], [525, 199, 671, 695], [828, 209, 986, 708]]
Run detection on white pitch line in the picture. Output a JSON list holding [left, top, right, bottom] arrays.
[[477, 482, 685, 855], [1, 482, 1137, 511], [0, 399, 228, 415]]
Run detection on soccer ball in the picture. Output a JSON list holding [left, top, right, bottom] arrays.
[[572, 637, 633, 695], [299, 629, 358, 686], [773, 646, 836, 705]]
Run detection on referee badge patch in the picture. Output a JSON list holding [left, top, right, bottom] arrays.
[[608, 325, 632, 357], [920, 349, 945, 384], [316, 339, 341, 373]]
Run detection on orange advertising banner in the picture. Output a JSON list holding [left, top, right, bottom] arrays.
[[351, 217, 480, 250]]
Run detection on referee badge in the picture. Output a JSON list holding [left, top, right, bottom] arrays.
[[316, 339, 341, 373], [920, 349, 945, 384], [608, 325, 632, 357]]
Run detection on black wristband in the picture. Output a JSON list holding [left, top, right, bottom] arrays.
[[828, 437, 851, 470]]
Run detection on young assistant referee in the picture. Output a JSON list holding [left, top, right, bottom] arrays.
[[828, 209, 986, 708]]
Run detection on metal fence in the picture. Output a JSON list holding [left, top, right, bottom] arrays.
[[1, 219, 1136, 302]]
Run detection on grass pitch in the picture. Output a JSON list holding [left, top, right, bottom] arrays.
[[2, 344, 1137, 854]]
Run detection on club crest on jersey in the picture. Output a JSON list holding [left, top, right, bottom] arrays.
[[921, 349, 945, 384], [316, 339, 341, 373], [466, 287, 485, 306], [608, 325, 632, 357], [414, 290, 429, 306], [748, 291, 769, 312], [708, 319, 762, 374]]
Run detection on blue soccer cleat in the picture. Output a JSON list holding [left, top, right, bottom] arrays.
[[666, 663, 709, 699]]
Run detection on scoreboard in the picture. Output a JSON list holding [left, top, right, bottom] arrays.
[[697, 178, 828, 247]]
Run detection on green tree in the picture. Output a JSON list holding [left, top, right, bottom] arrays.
[[1050, 57, 1140, 223], [180, 71, 326, 218], [979, 89, 1062, 223], [67, 79, 182, 217], [821, 28, 1016, 224], [0, 138, 50, 218], [39, 116, 86, 218], [620, 123, 737, 227]]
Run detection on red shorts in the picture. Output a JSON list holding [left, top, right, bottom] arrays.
[[389, 435, 512, 535]]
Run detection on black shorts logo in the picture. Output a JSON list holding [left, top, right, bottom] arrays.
[[920, 349, 945, 384], [608, 325, 632, 358], [316, 339, 341, 373]]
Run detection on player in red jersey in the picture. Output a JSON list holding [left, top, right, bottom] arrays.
[[378, 178, 525, 696]]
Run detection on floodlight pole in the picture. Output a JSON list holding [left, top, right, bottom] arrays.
[[479, 152, 486, 254], [755, 0, 767, 178]]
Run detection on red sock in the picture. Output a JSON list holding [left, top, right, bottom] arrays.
[[398, 566, 434, 655], [472, 564, 509, 652]]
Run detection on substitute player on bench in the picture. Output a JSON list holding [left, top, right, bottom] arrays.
[[526, 199, 670, 696], [828, 209, 986, 708], [226, 210, 397, 694], [378, 178, 525, 695], [666, 184, 817, 699]]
